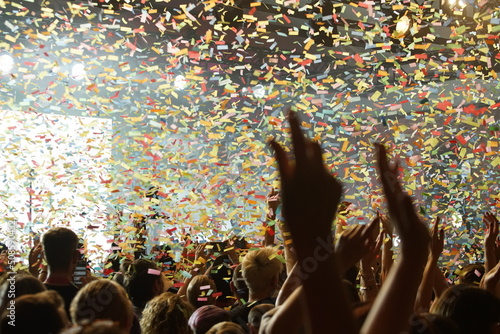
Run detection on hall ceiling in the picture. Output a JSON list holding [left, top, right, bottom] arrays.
[[1, 0, 499, 116]]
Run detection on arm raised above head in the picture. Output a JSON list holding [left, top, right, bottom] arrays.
[[269, 109, 356, 334]]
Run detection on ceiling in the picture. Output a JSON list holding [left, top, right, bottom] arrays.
[[0, 0, 499, 120]]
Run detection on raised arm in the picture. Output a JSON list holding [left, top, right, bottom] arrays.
[[263, 188, 280, 247], [269, 110, 356, 334], [380, 214, 394, 283], [483, 212, 499, 274], [414, 217, 444, 312], [361, 143, 430, 334]]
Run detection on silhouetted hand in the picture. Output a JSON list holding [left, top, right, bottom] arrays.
[[270, 110, 342, 256]]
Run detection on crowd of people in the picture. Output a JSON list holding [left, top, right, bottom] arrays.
[[0, 110, 499, 334]]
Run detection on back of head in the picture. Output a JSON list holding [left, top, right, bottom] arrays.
[[206, 321, 245, 334], [140, 292, 194, 334], [70, 279, 133, 332], [456, 264, 484, 286], [248, 303, 274, 331], [125, 259, 163, 309], [409, 313, 460, 334], [42, 227, 79, 271], [242, 248, 283, 296], [0, 290, 68, 334], [430, 284, 500, 334], [208, 256, 234, 306], [187, 275, 217, 309], [0, 273, 47, 313], [188, 305, 231, 334], [61, 320, 125, 334]]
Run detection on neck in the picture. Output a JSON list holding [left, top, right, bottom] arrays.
[[248, 289, 273, 303], [44, 268, 73, 285]]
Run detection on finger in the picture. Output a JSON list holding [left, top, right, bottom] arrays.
[[439, 228, 445, 243], [433, 216, 441, 238], [270, 139, 291, 182], [374, 230, 384, 252], [308, 141, 326, 174], [375, 143, 399, 202], [288, 110, 308, 168], [363, 216, 380, 241]]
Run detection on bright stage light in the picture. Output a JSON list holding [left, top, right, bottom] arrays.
[[447, 0, 466, 9], [392, 13, 412, 39], [252, 84, 266, 98], [71, 63, 86, 80], [174, 74, 187, 90], [0, 52, 14, 75]]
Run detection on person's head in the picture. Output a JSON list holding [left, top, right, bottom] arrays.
[[0, 290, 68, 334], [208, 256, 234, 307], [247, 303, 274, 334], [70, 279, 133, 333], [430, 284, 500, 334], [455, 264, 485, 286], [241, 248, 282, 298], [409, 313, 460, 334], [0, 273, 47, 314], [140, 292, 194, 334], [206, 321, 245, 334], [187, 275, 217, 309], [230, 263, 248, 303], [61, 320, 125, 334], [42, 227, 79, 273], [125, 259, 164, 309], [188, 305, 231, 334]]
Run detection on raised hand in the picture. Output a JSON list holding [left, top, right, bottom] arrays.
[[375, 143, 429, 260], [267, 188, 281, 220], [362, 144, 430, 334], [270, 110, 342, 256], [483, 211, 499, 273], [335, 217, 379, 273], [269, 110, 356, 334], [430, 217, 444, 260]]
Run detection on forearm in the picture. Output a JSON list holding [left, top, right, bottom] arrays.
[[262, 288, 305, 334], [432, 262, 449, 298], [276, 262, 300, 306], [414, 255, 437, 312], [381, 237, 393, 283], [297, 245, 356, 334], [484, 246, 497, 274], [359, 261, 379, 303], [361, 255, 427, 334]]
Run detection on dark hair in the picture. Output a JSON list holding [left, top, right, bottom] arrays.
[[125, 259, 163, 309], [431, 284, 500, 334], [0, 290, 67, 334], [409, 313, 460, 334], [0, 273, 47, 314], [42, 227, 79, 271]]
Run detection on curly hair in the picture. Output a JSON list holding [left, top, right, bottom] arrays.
[[140, 292, 194, 334]]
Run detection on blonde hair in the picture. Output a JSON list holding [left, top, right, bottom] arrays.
[[187, 275, 217, 309], [206, 321, 245, 334], [140, 292, 194, 334], [70, 279, 133, 332], [242, 248, 282, 295]]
